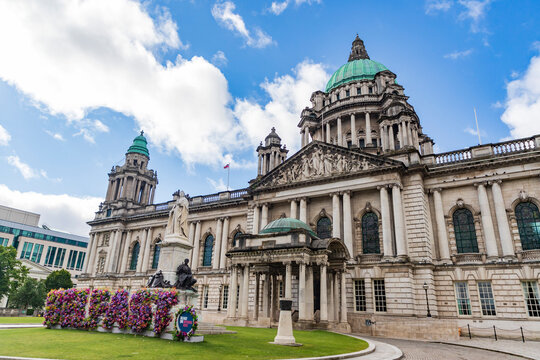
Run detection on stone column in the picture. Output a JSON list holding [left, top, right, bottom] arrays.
[[407, 121, 413, 146], [214, 218, 223, 270], [119, 231, 131, 274], [271, 275, 278, 321], [491, 181, 515, 258], [476, 183, 499, 259], [299, 198, 307, 223], [261, 204, 269, 229], [328, 273, 335, 322], [365, 112, 372, 146], [350, 114, 356, 147], [254, 273, 260, 320], [401, 121, 408, 146], [433, 189, 450, 261], [84, 233, 96, 273], [392, 185, 407, 258], [326, 123, 331, 143], [257, 155, 262, 176], [389, 125, 395, 150], [298, 262, 306, 320], [228, 266, 238, 318], [262, 274, 270, 318], [340, 270, 347, 323], [238, 266, 245, 317], [379, 186, 393, 257], [262, 154, 267, 175], [192, 221, 202, 268], [220, 217, 230, 268], [301, 130, 305, 148], [135, 229, 147, 273], [188, 222, 195, 263], [290, 199, 298, 219], [285, 262, 292, 298], [107, 230, 121, 273], [252, 205, 260, 234], [398, 123, 404, 147], [333, 272, 340, 321], [305, 129, 310, 146], [320, 262, 328, 322], [380, 125, 387, 150], [342, 191, 353, 256], [241, 265, 250, 318], [337, 118, 342, 146], [141, 227, 154, 273], [332, 193, 341, 238], [306, 265, 314, 320]]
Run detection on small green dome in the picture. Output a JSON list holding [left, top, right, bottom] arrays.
[[325, 59, 388, 92], [260, 217, 317, 238], [127, 131, 149, 157]]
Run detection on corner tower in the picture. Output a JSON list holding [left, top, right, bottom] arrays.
[[257, 127, 288, 176], [103, 131, 158, 211]]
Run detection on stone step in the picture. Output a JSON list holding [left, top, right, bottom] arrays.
[[196, 322, 236, 335]]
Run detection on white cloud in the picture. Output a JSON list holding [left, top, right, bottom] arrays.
[[234, 61, 329, 153], [501, 52, 540, 139], [0, 0, 239, 165], [0, 125, 10, 145], [269, 0, 321, 15], [45, 130, 65, 141], [211, 50, 228, 67], [464, 126, 486, 138], [207, 177, 227, 192], [0, 184, 101, 236], [458, 0, 491, 33], [444, 48, 473, 59], [425, 0, 453, 14], [7, 155, 38, 179], [212, 1, 274, 48]]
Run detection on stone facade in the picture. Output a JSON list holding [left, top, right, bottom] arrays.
[[78, 37, 540, 340]]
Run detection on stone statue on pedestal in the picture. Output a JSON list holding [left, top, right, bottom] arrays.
[[174, 259, 197, 291], [166, 192, 189, 237]]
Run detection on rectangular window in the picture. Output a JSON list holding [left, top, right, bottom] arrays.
[[336, 94, 340, 101], [222, 285, 229, 310], [359, 139, 365, 148], [31, 244, 44, 263], [373, 279, 387, 312], [478, 282, 496, 316], [203, 286, 209, 309], [354, 279, 366, 312], [368, 87, 373, 94], [522, 281, 540, 317], [76, 252, 85, 271], [21, 242, 34, 260], [54, 248, 66, 268], [67, 250, 78, 270], [345, 90, 350, 97], [455, 282, 472, 315], [357, 87, 361, 95], [0, 237, 8, 246], [45, 246, 56, 266], [236, 286, 240, 309]]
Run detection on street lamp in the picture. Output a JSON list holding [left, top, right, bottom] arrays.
[[423, 282, 432, 318]]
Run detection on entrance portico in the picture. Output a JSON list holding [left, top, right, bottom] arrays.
[[224, 218, 350, 331]]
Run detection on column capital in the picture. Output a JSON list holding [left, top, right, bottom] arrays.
[[342, 190, 351, 196], [491, 179, 503, 185], [429, 187, 443, 194], [473, 181, 489, 188], [390, 183, 402, 190], [223, 216, 231, 221]]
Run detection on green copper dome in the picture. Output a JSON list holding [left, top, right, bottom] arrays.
[[260, 217, 317, 238], [127, 131, 149, 157], [325, 59, 388, 92]]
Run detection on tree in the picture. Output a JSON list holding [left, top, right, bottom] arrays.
[[10, 278, 47, 309], [0, 246, 28, 300], [45, 269, 73, 292]]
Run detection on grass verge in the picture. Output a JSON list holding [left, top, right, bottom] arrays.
[[0, 316, 43, 324]]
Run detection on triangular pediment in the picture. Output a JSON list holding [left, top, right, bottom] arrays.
[[253, 141, 404, 190]]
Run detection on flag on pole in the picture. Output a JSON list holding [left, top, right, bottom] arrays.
[[224, 163, 230, 169]]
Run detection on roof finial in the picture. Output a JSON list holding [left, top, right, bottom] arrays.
[[348, 35, 370, 62], [140, 130, 144, 136], [271, 127, 276, 132]]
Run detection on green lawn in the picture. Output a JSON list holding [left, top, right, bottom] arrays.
[[0, 327, 368, 360], [0, 316, 43, 324]]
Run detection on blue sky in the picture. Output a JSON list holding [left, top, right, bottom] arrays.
[[1, 0, 540, 236]]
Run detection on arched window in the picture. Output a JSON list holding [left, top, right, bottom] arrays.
[[362, 212, 380, 254], [202, 235, 214, 267], [151, 242, 161, 269], [515, 202, 540, 250], [316, 217, 332, 239], [453, 209, 479, 253], [232, 231, 243, 247], [129, 242, 140, 270]]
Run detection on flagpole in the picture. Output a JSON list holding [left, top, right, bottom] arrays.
[[227, 165, 230, 191], [474, 107, 482, 145]]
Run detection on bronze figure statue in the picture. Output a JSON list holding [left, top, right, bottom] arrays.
[[174, 259, 197, 291]]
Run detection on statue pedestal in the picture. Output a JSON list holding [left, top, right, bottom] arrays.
[[272, 299, 300, 346], [160, 234, 193, 284]]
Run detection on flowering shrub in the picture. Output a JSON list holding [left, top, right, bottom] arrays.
[[153, 290, 178, 335], [44, 289, 63, 328], [127, 290, 154, 333], [60, 288, 89, 328], [102, 289, 130, 330], [173, 305, 198, 341], [85, 289, 111, 330]]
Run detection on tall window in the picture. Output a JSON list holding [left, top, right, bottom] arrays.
[[522, 281, 540, 317], [54, 248, 66, 268], [31, 244, 44, 263], [20, 242, 34, 259], [455, 282, 471, 315], [203, 235, 214, 267], [0, 237, 8, 246], [151, 243, 161, 269], [515, 202, 540, 250], [45, 246, 57, 267], [362, 212, 380, 254], [478, 282, 496, 316], [203, 285, 209, 309], [76, 252, 85, 271], [232, 231, 242, 247], [222, 285, 229, 310], [345, 89, 350, 97], [373, 279, 387, 312], [354, 279, 366, 312], [453, 209, 479, 253], [316, 217, 332, 239], [67, 250, 78, 270], [130, 242, 140, 270]]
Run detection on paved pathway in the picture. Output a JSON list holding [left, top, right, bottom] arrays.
[[361, 336, 526, 360], [441, 338, 540, 360], [0, 324, 43, 330]]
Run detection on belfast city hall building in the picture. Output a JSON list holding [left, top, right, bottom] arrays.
[[78, 36, 540, 339]]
